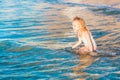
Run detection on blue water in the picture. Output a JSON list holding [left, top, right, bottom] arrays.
[[0, 0, 120, 80]]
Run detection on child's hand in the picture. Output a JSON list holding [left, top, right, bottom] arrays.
[[72, 46, 75, 49], [72, 41, 81, 49]]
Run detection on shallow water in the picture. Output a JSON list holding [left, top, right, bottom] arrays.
[[0, 0, 120, 80]]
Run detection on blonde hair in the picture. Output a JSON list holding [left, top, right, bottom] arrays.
[[73, 16, 88, 32]]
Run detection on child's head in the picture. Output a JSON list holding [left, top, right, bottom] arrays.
[[72, 16, 87, 33]]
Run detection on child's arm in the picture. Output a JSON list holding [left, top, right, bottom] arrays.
[[72, 37, 82, 49]]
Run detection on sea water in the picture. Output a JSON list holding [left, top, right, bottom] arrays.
[[0, 0, 120, 80]]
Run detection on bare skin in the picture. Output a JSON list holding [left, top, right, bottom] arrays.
[[72, 17, 97, 54]]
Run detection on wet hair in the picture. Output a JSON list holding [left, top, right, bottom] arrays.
[[73, 16, 88, 31]]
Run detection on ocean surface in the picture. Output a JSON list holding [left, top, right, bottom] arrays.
[[0, 0, 120, 80]]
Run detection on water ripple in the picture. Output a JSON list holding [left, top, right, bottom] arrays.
[[0, 0, 120, 80]]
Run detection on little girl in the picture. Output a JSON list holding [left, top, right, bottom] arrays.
[[72, 16, 97, 54]]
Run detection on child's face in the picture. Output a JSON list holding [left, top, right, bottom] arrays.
[[72, 21, 82, 33]]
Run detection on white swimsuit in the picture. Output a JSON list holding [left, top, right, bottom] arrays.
[[82, 31, 97, 51]]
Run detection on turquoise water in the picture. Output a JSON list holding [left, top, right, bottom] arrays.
[[0, 0, 120, 80]]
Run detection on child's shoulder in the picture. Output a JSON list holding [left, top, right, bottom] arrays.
[[82, 30, 89, 35], [81, 30, 91, 38]]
